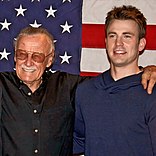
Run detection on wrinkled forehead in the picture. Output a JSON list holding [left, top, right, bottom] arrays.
[[17, 34, 50, 45], [16, 34, 52, 53], [19, 34, 49, 43]]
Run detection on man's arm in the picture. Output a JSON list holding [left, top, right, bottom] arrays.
[[73, 88, 85, 155], [142, 65, 156, 94], [148, 99, 156, 155], [0, 80, 2, 156]]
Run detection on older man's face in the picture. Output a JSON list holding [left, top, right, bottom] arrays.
[[14, 34, 53, 87]]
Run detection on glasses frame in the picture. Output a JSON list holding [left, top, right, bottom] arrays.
[[15, 49, 52, 63]]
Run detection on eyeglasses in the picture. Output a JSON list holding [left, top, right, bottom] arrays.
[[15, 49, 52, 63]]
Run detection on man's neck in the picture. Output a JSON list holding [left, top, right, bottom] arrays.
[[110, 66, 141, 81], [24, 79, 42, 93]]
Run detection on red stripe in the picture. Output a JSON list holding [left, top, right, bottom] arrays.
[[82, 24, 105, 48], [82, 24, 156, 50], [146, 25, 156, 50], [80, 72, 101, 77]]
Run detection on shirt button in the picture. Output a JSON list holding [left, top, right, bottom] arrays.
[[34, 129, 39, 133], [34, 149, 38, 154], [28, 92, 31, 96], [33, 109, 37, 114]]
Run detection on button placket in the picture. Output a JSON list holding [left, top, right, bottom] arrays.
[[34, 149, 38, 154], [32, 106, 40, 155], [28, 92, 32, 96]]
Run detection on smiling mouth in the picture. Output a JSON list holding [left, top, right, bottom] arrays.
[[114, 50, 126, 54], [22, 67, 36, 73]]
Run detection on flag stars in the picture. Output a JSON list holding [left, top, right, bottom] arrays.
[[30, 20, 42, 28], [31, 0, 40, 2], [15, 4, 27, 16], [60, 21, 73, 33], [62, 0, 72, 2], [0, 19, 11, 30], [0, 48, 11, 60], [49, 69, 56, 73], [54, 40, 57, 43], [59, 51, 72, 64], [45, 5, 57, 18]]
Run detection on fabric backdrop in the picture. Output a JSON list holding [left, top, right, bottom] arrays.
[[0, 0, 156, 76]]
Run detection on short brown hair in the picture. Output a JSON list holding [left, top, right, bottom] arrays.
[[105, 5, 147, 39]]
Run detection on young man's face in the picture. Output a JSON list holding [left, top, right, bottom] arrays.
[[14, 34, 53, 86], [105, 19, 146, 68]]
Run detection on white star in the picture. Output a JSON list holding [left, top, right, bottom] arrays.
[[54, 40, 57, 43], [49, 69, 56, 73], [45, 5, 57, 18], [60, 21, 73, 33], [62, 0, 71, 2], [29, 20, 42, 28], [15, 4, 27, 16], [0, 48, 11, 60], [31, 0, 40, 2], [0, 19, 11, 30], [59, 51, 72, 64]]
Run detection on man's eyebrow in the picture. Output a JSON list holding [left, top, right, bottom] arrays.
[[107, 31, 116, 35], [107, 31, 135, 35], [123, 32, 135, 35]]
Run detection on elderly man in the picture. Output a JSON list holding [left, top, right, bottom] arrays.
[[0, 26, 156, 156]]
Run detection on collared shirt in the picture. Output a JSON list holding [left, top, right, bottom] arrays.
[[0, 71, 86, 156]]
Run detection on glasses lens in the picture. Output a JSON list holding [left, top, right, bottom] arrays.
[[15, 49, 46, 63], [16, 50, 28, 60], [32, 53, 45, 63]]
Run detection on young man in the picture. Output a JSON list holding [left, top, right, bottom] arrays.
[[73, 5, 156, 156], [0, 26, 155, 156]]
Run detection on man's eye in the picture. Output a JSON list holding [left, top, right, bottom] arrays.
[[124, 35, 131, 38], [18, 52, 27, 58], [33, 54, 42, 60], [108, 34, 115, 38]]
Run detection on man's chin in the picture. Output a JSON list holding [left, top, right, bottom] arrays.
[[20, 77, 35, 84]]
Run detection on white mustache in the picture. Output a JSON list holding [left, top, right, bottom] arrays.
[[21, 65, 36, 72]]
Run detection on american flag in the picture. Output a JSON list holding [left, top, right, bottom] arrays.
[[0, 0, 156, 76], [81, 0, 156, 76], [0, 0, 82, 75]]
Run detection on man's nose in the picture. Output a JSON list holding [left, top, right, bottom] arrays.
[[116, 37, 124, 46], [25, 54, 34, 66]]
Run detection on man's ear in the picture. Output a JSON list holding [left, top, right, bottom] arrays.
[[105, 38, 106, 43], [14, 50, 16, 62], [139, 38, 146, 54], [46, 50, 55, 68]]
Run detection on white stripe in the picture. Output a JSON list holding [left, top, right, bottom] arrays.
[[82, 0, 156, 24], [139, 50, 156, 67], [81, 0, 156, 73], [81, 48, 109, 72], [81, 48, 156, 72]]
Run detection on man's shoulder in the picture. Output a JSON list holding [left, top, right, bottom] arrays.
[[0, 71, 17, 85], [77, 73, 103, 89], [47, 70, 90, 82], [47, 70, 79, 79], [0, 71, 15, 79]]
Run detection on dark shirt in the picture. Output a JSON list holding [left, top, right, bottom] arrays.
[[0, 71, 86, 156], [73, 70, 156, 156]]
